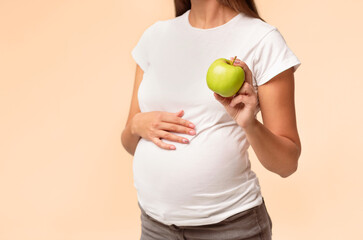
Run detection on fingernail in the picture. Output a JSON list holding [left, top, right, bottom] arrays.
[[189, 130, 196, 135], [170, 145, 176, 150], [182, 139, 189, 143], [189, 123, 195, 128]]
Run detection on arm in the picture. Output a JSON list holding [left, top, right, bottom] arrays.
[[244, 67, 301, 178], [121, 64, 143, 156]]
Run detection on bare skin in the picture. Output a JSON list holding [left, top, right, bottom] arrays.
[[188, 0, 301, 178], [188, 0, 239, 29], [215, 57, 301, 178], [131, 109, 196, 150], [121, 65, 196, 154], [121, 1, 241, 154], [122, 0, 301, 178]]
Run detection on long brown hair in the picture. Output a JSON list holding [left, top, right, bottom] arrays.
[[174, 0, 265, 22]]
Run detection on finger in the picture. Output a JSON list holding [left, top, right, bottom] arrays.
[[157, 129, 190, 145], [175, 109, 184, 117], [151, 137, 176, 150], [214, 92, 232, 106], [229, 94, 246, 107], [162, 111, 195, 129], [230, 94, 258, 108], [230, 57, 253, 86], [157, 121, 196, 136], [230, 82, 257, 107], [237, 82, 255, 96]]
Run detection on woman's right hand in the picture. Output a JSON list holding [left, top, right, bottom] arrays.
[[131, 109, 196, 150]]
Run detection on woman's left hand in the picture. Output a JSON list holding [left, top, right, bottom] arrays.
[[213, 57, 258, 130]]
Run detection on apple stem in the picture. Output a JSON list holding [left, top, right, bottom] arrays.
[[231, 56, 237, 65]]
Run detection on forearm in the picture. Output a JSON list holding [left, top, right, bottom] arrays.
[[121, 116, 141, 156], [243, 118, 300, 178]]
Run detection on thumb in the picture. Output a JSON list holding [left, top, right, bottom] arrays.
[[213, 92, 230, 107]]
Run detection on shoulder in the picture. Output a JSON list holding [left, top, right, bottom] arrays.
[[139, 15, 185, 44], [235, 15, 278, 44], [152, 15, 184, 32], [138, 18, 173, 39], [238, 14, 276, 32], [141, 20, 163, 35]]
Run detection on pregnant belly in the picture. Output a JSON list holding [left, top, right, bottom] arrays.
[[132, 125, 251, 206]]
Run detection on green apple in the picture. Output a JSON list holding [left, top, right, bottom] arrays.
[[206, 56, 245, 97]]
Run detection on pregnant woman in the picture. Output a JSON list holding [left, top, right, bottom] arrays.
[[122, 0, 302, 239]]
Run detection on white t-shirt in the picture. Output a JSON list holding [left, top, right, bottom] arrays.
[[131, 9, 301, 226]]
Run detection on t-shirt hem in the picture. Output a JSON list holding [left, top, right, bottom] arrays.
[[142, 195, 264, 227]]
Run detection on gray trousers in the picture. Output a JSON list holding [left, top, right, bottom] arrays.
[[139, 198, 272, 240]]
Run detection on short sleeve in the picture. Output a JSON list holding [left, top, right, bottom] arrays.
[[252, 28, 301, 86], [131, 22, 158, 73]]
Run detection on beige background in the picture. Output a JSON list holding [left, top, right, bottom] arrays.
[[0, 0, 362, 239]]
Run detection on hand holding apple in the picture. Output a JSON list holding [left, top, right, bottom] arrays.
[[213, 57, 258, 130]]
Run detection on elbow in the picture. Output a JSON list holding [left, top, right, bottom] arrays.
[[279, 143, 301, 178], [121, 130, 125, 146], [121, 131, 132, 155], [279, 162, 298, 178]]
